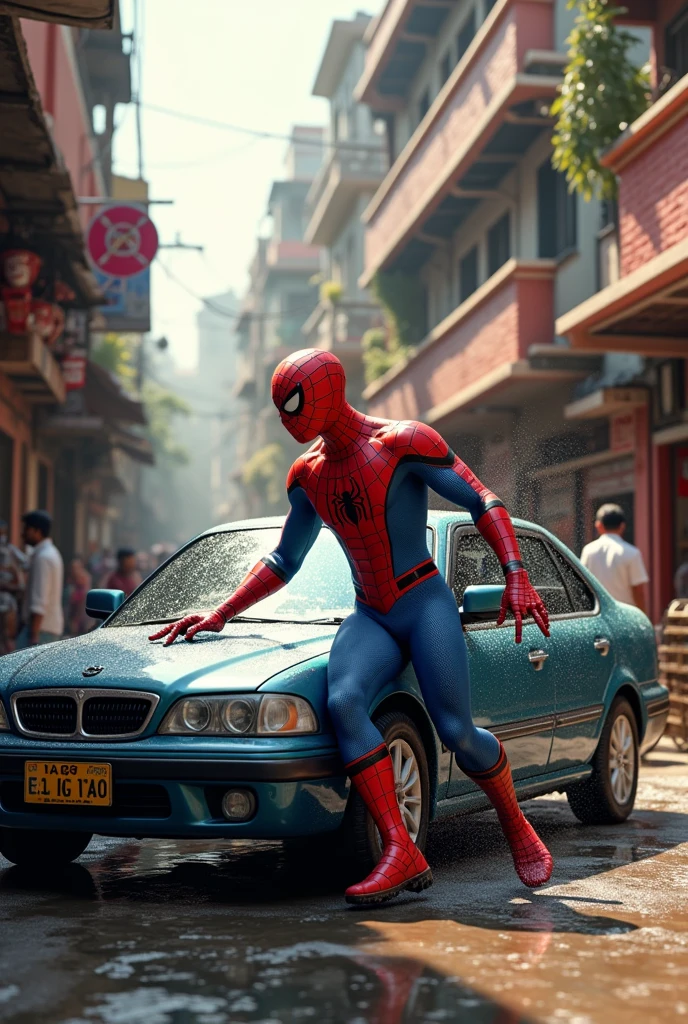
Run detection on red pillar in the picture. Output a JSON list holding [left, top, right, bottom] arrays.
[[633, 405, 653, 613], [651, 442, 674, 622]]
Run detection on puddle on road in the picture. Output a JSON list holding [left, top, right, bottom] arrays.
[[0, 762, 687, 1024]]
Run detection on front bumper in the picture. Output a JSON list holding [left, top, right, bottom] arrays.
[[0, 752, 349, 839]]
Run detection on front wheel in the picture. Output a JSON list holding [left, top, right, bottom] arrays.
[[0, 828, 92, 868], [344, 709, 431, 873], [567, 697, 639, 825]]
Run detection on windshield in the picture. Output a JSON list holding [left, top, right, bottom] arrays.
[[108, 527, 357, 626]]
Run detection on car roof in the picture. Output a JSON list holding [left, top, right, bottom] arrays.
[[202, 510, 538, 535]]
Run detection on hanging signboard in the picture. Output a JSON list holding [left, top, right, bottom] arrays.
[[87, 204, 159, 279], [0, 1, 113, 27], [93, 268, 151, 333]]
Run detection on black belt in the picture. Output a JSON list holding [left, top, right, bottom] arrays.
[[395, 558, 438, 592]]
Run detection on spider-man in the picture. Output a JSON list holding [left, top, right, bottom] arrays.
[[151, 349, 553, 905]]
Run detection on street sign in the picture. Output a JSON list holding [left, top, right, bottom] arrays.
[[93, 268, 151, 333], [87, 204, 159, 279]]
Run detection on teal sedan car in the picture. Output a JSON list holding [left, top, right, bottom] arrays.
[[0, 513, 669, 869]]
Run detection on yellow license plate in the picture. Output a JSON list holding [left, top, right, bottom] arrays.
[[24, 761, 112, 806]]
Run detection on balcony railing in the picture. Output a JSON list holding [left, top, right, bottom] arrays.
[[265, 239, 321, 274], [303, 299, 384, 361], [361, 0, 558, 285], [363, 259, 556, 423], [305, 144, 389, 245], [0, 331, 65, 404]]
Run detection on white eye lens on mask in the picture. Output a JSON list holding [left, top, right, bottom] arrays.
[[282, 389, 301, 414]]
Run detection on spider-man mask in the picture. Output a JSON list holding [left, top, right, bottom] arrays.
[[272, 349, 346, 443]]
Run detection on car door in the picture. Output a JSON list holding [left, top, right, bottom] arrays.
[[446, 525, 562, 796], [544, 543, 612, 772]]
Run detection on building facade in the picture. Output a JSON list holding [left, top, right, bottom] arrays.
[[303, 13, 388, 405], [234, 128, 324, 517], [557, 0, 688, 620], [0, 4, 148, 566]]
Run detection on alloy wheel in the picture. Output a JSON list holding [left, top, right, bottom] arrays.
[[389, 737, 422, 842], [609, 713, 636, 805]]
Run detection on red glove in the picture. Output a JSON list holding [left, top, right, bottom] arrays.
[[149, 609, 227, 647], [497, 569, 549, 644]]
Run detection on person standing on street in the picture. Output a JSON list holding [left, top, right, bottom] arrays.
[[17, 510, 64, 648], [105, 547, 142, 597], [581, 504, 649, 614], [0, 519, 24, 654]]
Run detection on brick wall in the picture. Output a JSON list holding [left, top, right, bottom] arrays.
[[619, 113, 688, 276], [367, 269, 554, 421]]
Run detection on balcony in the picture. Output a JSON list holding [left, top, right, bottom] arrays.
[[363, 259, 559, 425], [305, 144, 389, 246], [555, 76, 688, 358], [265, 240, 321, 275], [0, 332, 65, 404], [360, 0, 560, 285], [303, 299, 383, 364]]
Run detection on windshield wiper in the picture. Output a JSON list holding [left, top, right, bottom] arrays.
[[302, 617, 346, 625]]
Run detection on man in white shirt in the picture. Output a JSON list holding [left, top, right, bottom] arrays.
[[581, 503, 649, 614], [17, 510, 64, 647]]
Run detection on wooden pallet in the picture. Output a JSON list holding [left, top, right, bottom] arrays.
[[659, 599, 688, 747]]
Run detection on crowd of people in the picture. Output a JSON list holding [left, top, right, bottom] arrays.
[[0, 510, 175, 653]]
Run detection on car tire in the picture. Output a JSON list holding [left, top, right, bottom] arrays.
[[343, 710, 431, 874], [0, 828, 92, 868], [566, 697, 639, 825]]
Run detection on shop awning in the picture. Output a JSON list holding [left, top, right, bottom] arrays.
[[0, 1, 113, 28], [0, 16, 103, 305], [86, 361, 148, 426]]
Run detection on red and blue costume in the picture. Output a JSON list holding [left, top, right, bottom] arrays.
[[152, 349, 553, 904]]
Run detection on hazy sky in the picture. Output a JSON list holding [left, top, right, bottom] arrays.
[[114, 0, 370, 370]]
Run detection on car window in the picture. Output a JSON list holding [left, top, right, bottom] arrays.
[[549, 545, 596, 612], [451, 529, 573, 618], [109, 527, 356, 626]]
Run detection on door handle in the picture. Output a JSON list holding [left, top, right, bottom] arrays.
[[594, 638, 611, 656], [528, 649, 549, 671]]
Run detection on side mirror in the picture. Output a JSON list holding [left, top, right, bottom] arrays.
[[461, 585, 505, 623], [86, 589, 126, 621]]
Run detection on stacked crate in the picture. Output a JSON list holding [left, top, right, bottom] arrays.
[[658, 599, 688, 750]]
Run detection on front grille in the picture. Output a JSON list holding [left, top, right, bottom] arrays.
[[0, 781, 172, 819], [10, 688, 159, 740], [82, 697, 151, 736], [15, 696, 77, 736]]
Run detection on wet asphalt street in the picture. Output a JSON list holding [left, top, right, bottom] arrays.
[[0, 740, 686, 1024]]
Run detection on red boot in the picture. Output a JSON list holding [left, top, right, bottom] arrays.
[[466, 742, 553, 888], [345, 744, 432, 906]]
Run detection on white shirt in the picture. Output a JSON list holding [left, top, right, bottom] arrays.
[[581, 532, 649, 606], [24, 538, 64, 636]]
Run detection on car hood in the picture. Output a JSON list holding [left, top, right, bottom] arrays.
[[2, 622, 337, 698]]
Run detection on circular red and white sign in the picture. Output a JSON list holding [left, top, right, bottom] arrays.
[[87, 204, 159, 278]]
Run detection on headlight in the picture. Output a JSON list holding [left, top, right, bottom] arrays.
[[158, 694, 318, 736], [0, 701, 8, 732]]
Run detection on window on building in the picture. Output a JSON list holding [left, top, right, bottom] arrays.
[[459, 246, 479, 302], [537, 159, 577, 259], [487, 213, 511, 277], [440, 51, 453, 86], [418, 89, 431, 125], [456, 9, 477, 64], [666, 7, 688, 79]]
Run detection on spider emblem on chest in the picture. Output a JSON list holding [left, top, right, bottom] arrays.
[[330, 478, 369, 528]]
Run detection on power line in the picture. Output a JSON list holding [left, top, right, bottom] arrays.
[[156, 259, 319, 325], [141, 101, 384, 154]]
